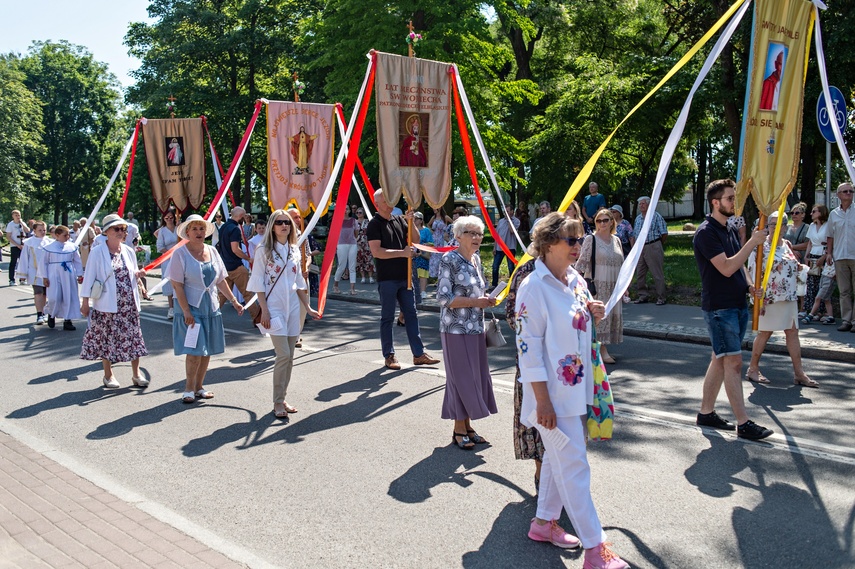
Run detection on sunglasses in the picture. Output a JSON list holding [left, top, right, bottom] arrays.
[[839, 190, 854, 194], [111, 226, 128, 233], [274, 219, 291, 226], [356, 211, 364, 214], [595, 218, 611, 224], [559, 236, 583, 246]]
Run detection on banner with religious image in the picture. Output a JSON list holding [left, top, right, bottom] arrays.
[[141, 118, 206, 213], [266, 101, 336, 215], [737, 0, 815, 216], [374, 51, 452, 209]]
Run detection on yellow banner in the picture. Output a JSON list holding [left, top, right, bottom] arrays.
[[737, 0, 815, 216]]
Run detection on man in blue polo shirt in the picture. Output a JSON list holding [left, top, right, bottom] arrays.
[[582, 182, 607, 225], [693, 178, 772, 441]]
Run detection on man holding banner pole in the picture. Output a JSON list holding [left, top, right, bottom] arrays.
[[367, 189, 439, 370], [693, 179, 773, 441]]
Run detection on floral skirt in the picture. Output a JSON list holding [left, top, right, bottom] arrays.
[[80, 274, 147, 363], [513, 359, 544, 461]]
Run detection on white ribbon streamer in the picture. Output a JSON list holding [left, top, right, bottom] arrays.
[[604, 0, 751, 315], [452, 66, 526, 252], [335, 109, 373, 220], [74, 127, 137, 247]]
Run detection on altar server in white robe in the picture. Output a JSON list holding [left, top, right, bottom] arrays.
[[39, 225, 83, 331], [17, 221, 52, 325]]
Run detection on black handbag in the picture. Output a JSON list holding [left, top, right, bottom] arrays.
[[584, 235, 597, 296]]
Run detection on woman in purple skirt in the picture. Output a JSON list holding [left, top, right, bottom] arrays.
[[436, 215, 498, 449]]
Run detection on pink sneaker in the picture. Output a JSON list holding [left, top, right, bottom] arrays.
[[583, 542, 629, 569], [527, 518, 581, 549]]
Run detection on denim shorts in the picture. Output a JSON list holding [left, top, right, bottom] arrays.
[[703, 307, 748, 357]]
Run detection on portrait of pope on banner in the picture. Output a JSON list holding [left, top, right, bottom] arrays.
[[759, 42, 788, 112], [399, 112, 429, 168]]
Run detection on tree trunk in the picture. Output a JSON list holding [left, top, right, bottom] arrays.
[[695, 138, 708, 219], [800, 142, 817, 205]]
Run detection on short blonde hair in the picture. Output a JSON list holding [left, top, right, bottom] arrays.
[[593, 208, 616, 234], [527, 212, 583, 258]]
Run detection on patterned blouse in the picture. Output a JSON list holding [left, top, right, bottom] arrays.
[[748, 240, 800, 304], [436, 250, 486, 334]]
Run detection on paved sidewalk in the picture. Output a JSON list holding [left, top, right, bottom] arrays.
[[0, 430, 246, 569], [326, 277, 855, 363]]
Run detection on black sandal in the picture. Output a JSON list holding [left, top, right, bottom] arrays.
[[452, 432, 474, 449], [466, 430, 488, 444]]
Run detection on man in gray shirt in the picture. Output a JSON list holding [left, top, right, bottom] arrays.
[[826, 182, 855, 331]]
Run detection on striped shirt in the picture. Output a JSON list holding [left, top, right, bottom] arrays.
[[633, 211, 668, 244]]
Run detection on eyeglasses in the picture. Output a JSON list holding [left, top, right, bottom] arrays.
[[558, 236, 583, 246], [839, 190, 854, 194], [273, 219, 291, 226], [462, 231, 483, 238], [356, 211, 364, 215], [595, 218, 611, 224]]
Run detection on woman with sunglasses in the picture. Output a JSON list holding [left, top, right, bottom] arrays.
[[803, 204, 830, 319], [156, 208, 179, 320], [575, 208, 624, 364], [167, 215, 244, 404], [354, 207, 375, 283], [80, 214, 149, 389], [515, 212, 628, 568], [248, 211, 320, 419]]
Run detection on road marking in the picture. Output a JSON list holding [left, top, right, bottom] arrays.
[[139, 312, 255, 336]]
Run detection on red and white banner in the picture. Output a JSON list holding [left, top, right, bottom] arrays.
[[267, 101, 336, 215], [374, 51, 452, 209]]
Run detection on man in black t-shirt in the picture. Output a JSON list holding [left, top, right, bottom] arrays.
[[217, 206, 260, 321], [367, 189, 439, 370], [692, 179, 772, 441]]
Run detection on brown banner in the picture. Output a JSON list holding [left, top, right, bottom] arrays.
[[374, 52, 452, 209], [266, 101, 336, 215], [141, 118, 206, 213]]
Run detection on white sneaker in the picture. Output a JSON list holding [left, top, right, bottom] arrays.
[[361, 277, 366, 284], [36, 315, 45, 325], [167, 308, 174, 320], [369, 277, 375, 284]]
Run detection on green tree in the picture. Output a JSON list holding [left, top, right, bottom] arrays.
[[126, 0, 308, 213], [18, 41, 122, 225], [0, 55, 45, 216]]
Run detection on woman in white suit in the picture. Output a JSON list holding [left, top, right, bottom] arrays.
[[80, 214, 149, 389]]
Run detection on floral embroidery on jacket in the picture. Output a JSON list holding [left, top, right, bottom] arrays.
[[557, 354, 584, 386]]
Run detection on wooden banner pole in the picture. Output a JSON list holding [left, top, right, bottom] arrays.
[[405, 19, 415, 291], [752, 213, 767, 331]]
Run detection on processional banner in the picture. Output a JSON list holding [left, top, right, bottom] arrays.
[[737, 0, 814, 216], [375, 52, 452, 208], [141, 118, 206, 213], [266, 101, 336, 215]]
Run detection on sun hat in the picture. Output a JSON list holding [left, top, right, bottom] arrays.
[[101, 214, 128, 232], [177, 214, 215, 240], [609, 205, 623, 215]]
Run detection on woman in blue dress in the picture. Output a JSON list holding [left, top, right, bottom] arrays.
[[167, 215, 244, 404], [428, 207, 452, 279]]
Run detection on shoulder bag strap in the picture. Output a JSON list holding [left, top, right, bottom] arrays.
[[589, 235, 596, 280]]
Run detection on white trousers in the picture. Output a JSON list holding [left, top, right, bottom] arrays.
[[334, 244, 358, 282], [536, 415, 607, 549]]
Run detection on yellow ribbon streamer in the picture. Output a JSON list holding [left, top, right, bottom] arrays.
[[495, 0, 750, 302]]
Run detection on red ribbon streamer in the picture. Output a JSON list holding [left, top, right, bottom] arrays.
[[117, 119, 142, 217], [451, 70, 517, 266], [413, 243, 458, 254], [335, 103, 377, 209], [143, 101, 264, 272], [317, 57, 377, 315]]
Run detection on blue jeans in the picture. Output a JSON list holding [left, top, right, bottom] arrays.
[[491, 250, 516, 287], [378, 279, 425, 358], [703, 307, 748, 357]]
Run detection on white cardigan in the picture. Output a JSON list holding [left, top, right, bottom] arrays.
[[80, 243, 141, 313], [165, 245, 228, 310]]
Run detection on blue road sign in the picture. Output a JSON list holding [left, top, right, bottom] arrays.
[[817, 86, 847, 143]]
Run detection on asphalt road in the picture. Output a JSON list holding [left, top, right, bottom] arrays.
[[0, 284, 853, 569]]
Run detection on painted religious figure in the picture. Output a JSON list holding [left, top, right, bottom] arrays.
[[290, 126, 318, 175], [399, 112, 429, 168], [166, 137, 185, 166], [759, 43, 787, 112]]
